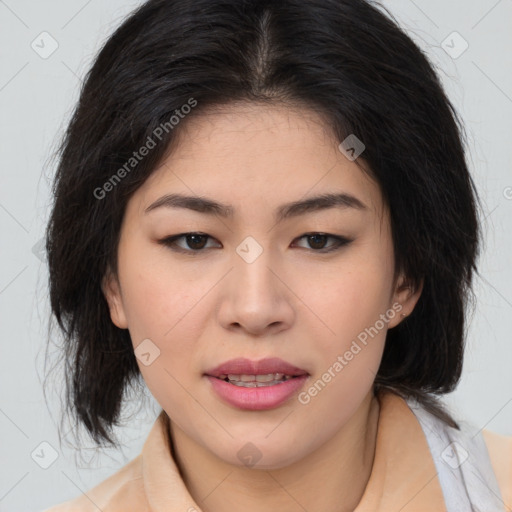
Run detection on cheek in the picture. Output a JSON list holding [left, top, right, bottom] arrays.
[[304, 254, 393, 387], [119, 257, 207, 415], [117, 239, 198, 335], [311, 264, 392, 338]]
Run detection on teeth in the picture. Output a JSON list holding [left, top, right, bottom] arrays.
[[229, 379, 291, 387], [232, 381, 280, 387], [256, 373, 283, 382], [224, 373, 288, 382], [219, 373, 294, 385]]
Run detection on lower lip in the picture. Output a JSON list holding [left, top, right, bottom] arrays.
[[205, 375, 309, 410]]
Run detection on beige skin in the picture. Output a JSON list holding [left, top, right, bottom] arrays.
[[103, 103, 422, 512]]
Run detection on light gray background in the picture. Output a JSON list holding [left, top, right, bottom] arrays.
[[0, 1, 511, 511]]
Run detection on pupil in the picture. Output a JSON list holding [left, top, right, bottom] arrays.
[[309, 234, 326, 249], [187, 234, 207, 249]]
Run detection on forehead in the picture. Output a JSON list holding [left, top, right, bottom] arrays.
[[129, 103, 386, 222]]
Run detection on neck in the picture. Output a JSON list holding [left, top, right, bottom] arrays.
[[168, 390, 380, 512]]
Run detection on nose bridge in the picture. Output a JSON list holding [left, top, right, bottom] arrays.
[[217, 234, 295, 333], [232, 235, 279, 299]]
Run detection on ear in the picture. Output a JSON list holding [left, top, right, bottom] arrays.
[[387, 274, 424, 329], [101, 269, 128, 329]]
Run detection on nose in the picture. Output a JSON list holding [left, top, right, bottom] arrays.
[[216, 245, 295, 336]]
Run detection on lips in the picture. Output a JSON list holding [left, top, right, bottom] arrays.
[[204, 357, 310, 410], [204, 357, 309, 378]]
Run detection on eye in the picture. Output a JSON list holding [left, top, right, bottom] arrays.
[[157, 232, 353, 254], [292, 233, 353, 252], [158, 232, 220, 253]]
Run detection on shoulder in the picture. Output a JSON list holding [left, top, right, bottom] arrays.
[[42, 454, 148, 512], [482, 428, 512, 510], [390, 390, 511, 509], [43, 410, 170, 512]]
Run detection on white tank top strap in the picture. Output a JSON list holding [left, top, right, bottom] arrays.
[[405, 396, 506, 512]]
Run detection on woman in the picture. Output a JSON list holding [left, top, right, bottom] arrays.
[[43, 0, 511, 510]]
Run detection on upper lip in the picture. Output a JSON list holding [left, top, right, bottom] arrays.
[[204, 357, 309, 377]]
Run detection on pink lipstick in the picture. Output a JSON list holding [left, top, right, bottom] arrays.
[[204, 357, 309, 410]]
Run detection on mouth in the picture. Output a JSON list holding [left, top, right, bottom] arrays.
[[204, 356, 309, 381], [204, 357, 310, 410], [214, 373, 301, 387]]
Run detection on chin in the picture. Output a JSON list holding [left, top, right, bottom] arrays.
[[211, 436, 309, 471]]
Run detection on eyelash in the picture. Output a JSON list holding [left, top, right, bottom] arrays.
[[157, 232, 353, 255]]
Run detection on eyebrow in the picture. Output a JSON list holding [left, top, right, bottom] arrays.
[[144, 192, 367, 222]]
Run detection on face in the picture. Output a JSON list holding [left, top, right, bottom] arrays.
[[103, 103, 421, 469]]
